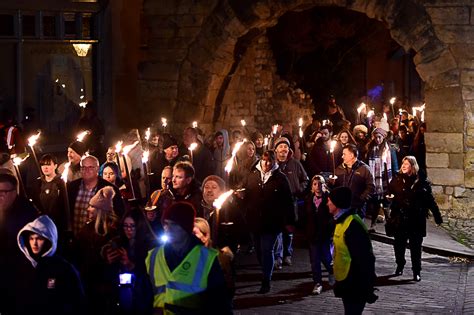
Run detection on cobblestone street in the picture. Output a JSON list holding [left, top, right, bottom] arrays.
[[233, 241, 473, 314]]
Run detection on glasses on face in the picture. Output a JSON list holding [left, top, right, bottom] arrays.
[[81, 166, 97, 171], [0, 188, 15, 195], [123, 224, 136, 230]]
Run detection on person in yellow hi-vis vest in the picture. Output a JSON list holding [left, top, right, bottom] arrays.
[[146, 201, 232, 315], [328, 187, 378, 315]]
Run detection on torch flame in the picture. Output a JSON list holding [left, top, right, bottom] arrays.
[[192, 121, 198, 128], [272, 124, 278, 134], [298, 117, 303, 127], [357, 103, 366, 114], [61, 162, 71, 183], [142, 150, 149, 164], [367, 110, 375, 118], [225, 141, 245, 174], [115, 141, 123, 154], [213, 190, 234, 210], [161, 117, 167, 128], [299, 128, 303, 138], [76, 130, 90, 142], [264, 137, 269, 147], [123, 141, 139, 156], [28, 131, 41, 147], [240, 120, 246, 127], [188, 142, 198, 152], [12, 154, 30, 166], [330, 140, 337, 153], [145, 128, 151, 141], [79, 102, 87, 108], [390, 97, 396, 105]]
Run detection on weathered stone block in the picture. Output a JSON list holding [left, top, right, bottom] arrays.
[[449, 153, 464, 169], [432, 185, 444, 194], [464, 150, 474, 169], [428, 168, 464, 185], [426, 152, 449, 167], [467, 128, 474, 147], [425, 132, 463, 153], [454, 186, 466, 197], [426, 69, 460, 89], [461, 69, 474, 85], [434, 192, 450, 210], [425, 86, 463, 111], [462, 86, 474, 100], [464, 170, 474, 188], [416, 49, 457, 81], [434, 25, 474, 44], [445, 186, 454, 195], [424, 110, 464, 132], [426, 7, 470, 25]]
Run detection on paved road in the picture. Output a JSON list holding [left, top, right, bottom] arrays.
[[233, 241, 473, 314]]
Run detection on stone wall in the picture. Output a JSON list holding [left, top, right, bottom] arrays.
[[139, 0, 474, 220]]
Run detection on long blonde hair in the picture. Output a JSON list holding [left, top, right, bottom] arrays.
[[194, 217, 212, 247]]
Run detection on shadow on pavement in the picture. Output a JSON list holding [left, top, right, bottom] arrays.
[[375, 274, 416, 286], [233, 281, 314, 309]]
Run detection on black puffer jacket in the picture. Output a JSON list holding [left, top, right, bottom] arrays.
[[388, 172, 442, 237], [333, 160, 375, 210], [243, 164, 294, 234]]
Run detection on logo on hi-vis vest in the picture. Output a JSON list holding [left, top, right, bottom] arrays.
[[182, 262, 191, 270]]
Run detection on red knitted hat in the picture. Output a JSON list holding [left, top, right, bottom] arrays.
[[161, 201, 196, 234]]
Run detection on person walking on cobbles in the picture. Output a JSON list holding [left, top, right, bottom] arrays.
[[273, 137, 309, 269], [302, 175, 335, 295], [331, 144, 374, 218], [387, 155, 443, 282], [242, 150, 294, 294], [328, 186, 377, 315]]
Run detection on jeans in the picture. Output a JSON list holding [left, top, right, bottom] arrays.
[[394, 232, 423, 273], [254, 233, 279, 281], [274, 232, 293, 260], [309, 239, 333, 284]]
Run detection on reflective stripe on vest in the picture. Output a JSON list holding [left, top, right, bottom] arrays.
[[146, 244, 218, 310], [333, 214, 366, 281]]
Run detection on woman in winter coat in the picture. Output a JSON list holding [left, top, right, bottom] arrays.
[[388, 156, 443, 282], [303, 175, 335, 295]]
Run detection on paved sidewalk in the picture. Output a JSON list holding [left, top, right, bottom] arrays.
[[233, 240, 472, 314], [367, 218, 474, 259]]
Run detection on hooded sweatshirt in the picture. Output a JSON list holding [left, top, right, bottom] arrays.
[[15, 215, 85, 315], [18, 215, 57, 268]]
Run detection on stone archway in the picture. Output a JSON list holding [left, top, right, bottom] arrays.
[[140, 0, 474, 218]]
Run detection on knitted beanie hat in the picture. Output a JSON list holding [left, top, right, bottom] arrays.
[[69, 141, 87, 156], [89, 186, 115, 213], [328, 186, 352, 209], [162, 134, 178, 151], [202, 175, 226, 192], [274, 137, 290, 149], [161, 201, 196, 234]]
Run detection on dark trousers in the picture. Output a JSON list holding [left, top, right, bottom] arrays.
[[342, 298, 366, 315], [394, 232, 423, 273], [254, 233, 279, 281]]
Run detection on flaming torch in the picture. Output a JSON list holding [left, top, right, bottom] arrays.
[[76, 130, 90, 142], [390, 97, 396, 117], [12, 154, 30, 196], [122, 141, 139, 200], [225, 141, 245, 174], [212, 189, 235, 239], [329, 140, 338, 180], [192, 121, 198, 128], [27, 131, 42, 175], [161, 117, 167, 133], [240, 120, 246, 127], [60, 161, 72, 231], [114, 140, 123, 173], [357, 103, 366, 124], [298, 117, 304, 139], [188, 142, 198, 163]]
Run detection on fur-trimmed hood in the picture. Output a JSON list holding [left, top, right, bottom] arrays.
[[17, 215, 57, 267]]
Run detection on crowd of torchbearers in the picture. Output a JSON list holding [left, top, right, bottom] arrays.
[[0, 96, 442, 315]]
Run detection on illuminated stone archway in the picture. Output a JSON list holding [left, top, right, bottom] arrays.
[[141, 0, 474, 217]]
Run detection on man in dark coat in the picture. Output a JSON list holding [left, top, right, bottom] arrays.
[[0, 168, 39, 314], [328, 187, 377, 315], [243, 150, 294, 294], [16, 215, 85, 315], [331, 144, 375, 218], [308, 125, 333, 179], [182, 127, 214, 184]]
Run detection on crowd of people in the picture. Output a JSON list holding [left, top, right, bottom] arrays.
[[0, 97, 443, 314]]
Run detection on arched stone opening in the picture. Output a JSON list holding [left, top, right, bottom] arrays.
[[140, 0, 474, 219]]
